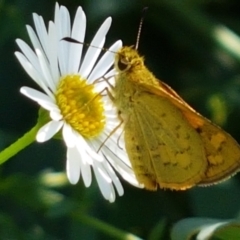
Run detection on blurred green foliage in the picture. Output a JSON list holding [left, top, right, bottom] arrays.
[[1, 0, 240, 239]]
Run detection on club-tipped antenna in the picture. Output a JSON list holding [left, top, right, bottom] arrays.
[[135, 7, 148, 50]]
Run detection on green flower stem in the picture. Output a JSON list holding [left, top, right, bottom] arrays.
[[0, 123, 41, 165], [74, 213, 143, 240]]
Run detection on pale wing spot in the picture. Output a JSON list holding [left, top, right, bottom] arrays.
[[207, 154, 223, 165], [176, 151, 192, 168], [198, 127, 225, 166], [210, 133, 226, 150]]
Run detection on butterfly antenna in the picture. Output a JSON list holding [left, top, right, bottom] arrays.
[[135, 7, 148, 50], [62, 37, 116, 54]]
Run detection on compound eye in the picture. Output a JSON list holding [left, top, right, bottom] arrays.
[[118, 57, 129, 71]]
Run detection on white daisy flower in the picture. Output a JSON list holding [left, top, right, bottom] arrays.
[[15, 3, 141, 202]]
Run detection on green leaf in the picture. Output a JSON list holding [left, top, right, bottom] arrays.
[[171, 218, 240, 240]]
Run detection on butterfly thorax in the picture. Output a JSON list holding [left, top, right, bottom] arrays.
[[114, 46, 159, 114]]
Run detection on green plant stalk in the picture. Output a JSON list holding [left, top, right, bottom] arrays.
[[0, 108, 51, 165], [0, 123, 41, 164]]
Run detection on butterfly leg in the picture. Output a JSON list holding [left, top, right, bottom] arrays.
[[97, 114, 124, 152]]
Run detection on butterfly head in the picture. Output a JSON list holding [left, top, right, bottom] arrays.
[[115, 46, 144, 73]]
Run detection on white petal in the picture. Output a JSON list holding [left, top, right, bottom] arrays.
[[80, 17, 112, 78], [57, 5, 71, 75], [36, 49, 55, 92], [62, 123, 76, 148], [50, 110, 63, 121], [82, 139, 103, 163], [26, 25, 44, 56], [15, 39, 41, 74], [26, 25, 44, 54], [47, 21, 59, 87], [67, 7, 86, 73], [101, 143, 142, 187], [92, 163, 115, 202], [20, 86, 54, 103], [75, 135, 92, 187], [79, 153, 92, 188], [39, 101, 59, 112], [103, 161, 124, 196], [88, 40, 122, 83], [99, 132, 131, 166], [33, 14, 49, 57], [104, 68, 117, 79], [59, 6, 71, 37], [66, 147, 81, 184], [15, 52, 47, 92], [36, 120, 63, 142], [20, 87, 56, 111], [54, 2, 60, 24]]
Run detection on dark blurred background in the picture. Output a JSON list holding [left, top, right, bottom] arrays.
[[1, 0, 240, 239]]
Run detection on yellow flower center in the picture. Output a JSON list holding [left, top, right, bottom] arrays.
[[55, 75, 105, 139]]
